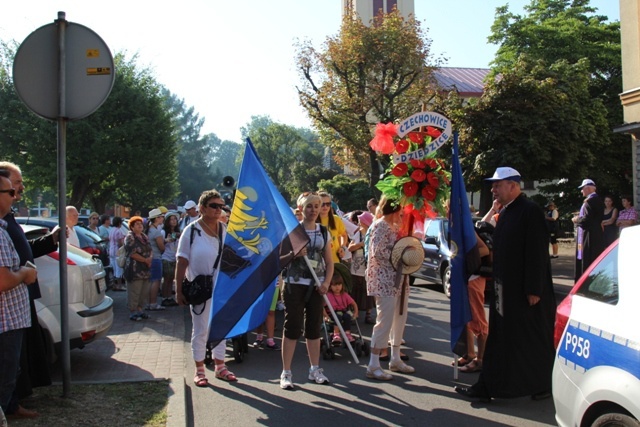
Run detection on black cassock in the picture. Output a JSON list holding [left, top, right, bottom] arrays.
[[475, 194, 556, 398]]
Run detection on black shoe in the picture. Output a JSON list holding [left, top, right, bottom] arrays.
[[454, 385, 492, 402], [531, 390, 551, 401]]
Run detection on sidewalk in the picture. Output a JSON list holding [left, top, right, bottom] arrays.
[[49, 290, 189, 426]]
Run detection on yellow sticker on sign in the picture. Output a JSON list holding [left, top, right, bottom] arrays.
[[86, 49, 100, 58], [87, 67, 111, 76]]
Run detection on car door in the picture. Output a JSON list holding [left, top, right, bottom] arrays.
[[415, 219, 444, 283]]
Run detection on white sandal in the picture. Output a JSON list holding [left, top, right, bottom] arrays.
[[366, 366, 393, 381], [389, 361, 415, 373]]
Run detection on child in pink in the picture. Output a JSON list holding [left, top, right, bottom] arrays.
[[325, 272, 358, 344]]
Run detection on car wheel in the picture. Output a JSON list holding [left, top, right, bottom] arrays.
[[442, 265, 451, 299], [592, 412, 639, 427]]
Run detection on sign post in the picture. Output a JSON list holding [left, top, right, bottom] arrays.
[[13, 11, 115, 396]]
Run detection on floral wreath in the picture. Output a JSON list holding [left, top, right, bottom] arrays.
[[369, 112, 452, 225]]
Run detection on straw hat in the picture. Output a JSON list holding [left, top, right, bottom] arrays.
[[390, 237, 424, 275]]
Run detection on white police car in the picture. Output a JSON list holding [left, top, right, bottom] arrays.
[[552, 225, 640, 427]]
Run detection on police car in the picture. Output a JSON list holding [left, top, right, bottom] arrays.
[[552, 225, 640, 427]]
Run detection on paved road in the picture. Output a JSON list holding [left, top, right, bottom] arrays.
[[47, 241, 577, 426], [184, 245, 577, 427]]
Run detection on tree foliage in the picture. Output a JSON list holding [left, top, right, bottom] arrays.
[[484, 0, 628, 195], [318, 175, 374, 213], [296, 10, 439, 188], [0, 47, 179, 213], [445, 0, 626, 212], [241, 115, 336, 203]]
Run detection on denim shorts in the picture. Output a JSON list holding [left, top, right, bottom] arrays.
[[150, 258, 163, 281]]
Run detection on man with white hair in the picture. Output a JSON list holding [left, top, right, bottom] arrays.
[[572, 178, 605, 280], [456, 167, 556, 402], [66, 206, 80, 247]]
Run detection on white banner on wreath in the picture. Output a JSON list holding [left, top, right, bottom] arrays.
[[392, 111, 452, 164]]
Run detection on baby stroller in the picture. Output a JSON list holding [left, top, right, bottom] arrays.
[[204, 333, 249, 365], [320, 263, 370, 360]]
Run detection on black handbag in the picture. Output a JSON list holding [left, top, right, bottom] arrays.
[[182, 275, 214, 308], [182, 222, 223, 314]]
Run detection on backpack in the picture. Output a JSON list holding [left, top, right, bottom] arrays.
[[116, 245, 127, 268], [474, 221, 494, 278]]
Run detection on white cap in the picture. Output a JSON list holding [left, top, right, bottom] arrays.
[[184, 200, 197, 210], [148, 208, 163, 219], [578, 179, 596, 189], [485, 167, 521, 182]]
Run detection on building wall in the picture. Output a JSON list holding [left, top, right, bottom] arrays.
[[342, 0, 414, 23], [619, 0, 640, 206]]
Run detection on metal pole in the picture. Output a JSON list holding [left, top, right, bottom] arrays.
[[56, 11, 71, 397]]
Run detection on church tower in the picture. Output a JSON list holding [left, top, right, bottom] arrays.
[[342, 0, 415, 24]]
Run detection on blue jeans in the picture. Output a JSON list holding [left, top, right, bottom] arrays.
[[0, 328, 25, 412]]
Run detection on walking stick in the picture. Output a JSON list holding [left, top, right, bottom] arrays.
[[303, 256, 359, 364]]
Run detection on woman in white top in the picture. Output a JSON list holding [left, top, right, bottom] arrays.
[[175, 190, 236, 387]]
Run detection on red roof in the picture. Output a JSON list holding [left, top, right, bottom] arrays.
[[432, 67, 491, 98]]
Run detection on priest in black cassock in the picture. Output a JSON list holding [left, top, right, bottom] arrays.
[[456, 167, 556, 402]]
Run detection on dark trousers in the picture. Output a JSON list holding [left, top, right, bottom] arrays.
[[0, 328, 25, 412]]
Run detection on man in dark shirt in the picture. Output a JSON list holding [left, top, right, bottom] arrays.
[[0, 162, 61, 419]]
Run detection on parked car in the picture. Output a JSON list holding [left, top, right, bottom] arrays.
[[552, 225, 640, 427], [16, 217, 113, 286], [410, 217, 453, 298], [21, 224, 114, 363]]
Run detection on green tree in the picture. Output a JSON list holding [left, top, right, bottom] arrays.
[[165, 90, 214, 205], [296, 10, 439, 188], [207, 138, 241, 184], [0, 48, 179, 212], [318, 175, 373, 213], [484, 0, 628, 197]]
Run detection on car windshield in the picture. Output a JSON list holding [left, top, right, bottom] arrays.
[[575, 245, 619, 305]]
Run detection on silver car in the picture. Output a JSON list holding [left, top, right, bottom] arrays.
[[22, 224, 114, 362]]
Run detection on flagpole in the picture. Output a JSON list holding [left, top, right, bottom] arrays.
[[303, 256, 360, 364]]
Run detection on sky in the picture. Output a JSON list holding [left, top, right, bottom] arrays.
[[0, 0, 620, 143]]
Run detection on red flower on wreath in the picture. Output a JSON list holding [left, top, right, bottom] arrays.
[[395, 139, 410, 154], [426, 172, 439, 188], [403, 181, 418, 197], [391, 163, 408, 177], [422, 186, 437, 201], [410, 159, 426, 169], [410, 169, 426, 182], [426, 126, 442, 138]]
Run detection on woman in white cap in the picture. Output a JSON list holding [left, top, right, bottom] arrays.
[[365, 196, 414, 380], [145, 208, 166, 311]]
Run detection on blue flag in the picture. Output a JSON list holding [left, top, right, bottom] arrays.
[[208, 139, 309, 344], [449, 132, 480, 356]]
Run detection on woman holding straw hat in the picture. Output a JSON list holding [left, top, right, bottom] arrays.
[[365, 196, 418, 380]]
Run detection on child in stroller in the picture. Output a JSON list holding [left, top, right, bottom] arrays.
[[325, 270, 358, 345]]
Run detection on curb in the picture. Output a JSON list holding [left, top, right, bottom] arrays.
[[166, 376, 186, 427]]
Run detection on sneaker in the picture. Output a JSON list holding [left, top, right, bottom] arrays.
[[147, 304, 166, 311], [129, 313, 141, 321], [308, 367, 329, 384], [280, 372, 294, 390], [138, 312, 150, 319], [265, 341, 280, 350], [253, 339, 263, 348], [161, 298, 178, 307]]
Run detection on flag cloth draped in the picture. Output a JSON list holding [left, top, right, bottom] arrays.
[[208, 139, 309, 344], [449, 132, 481, 356]]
